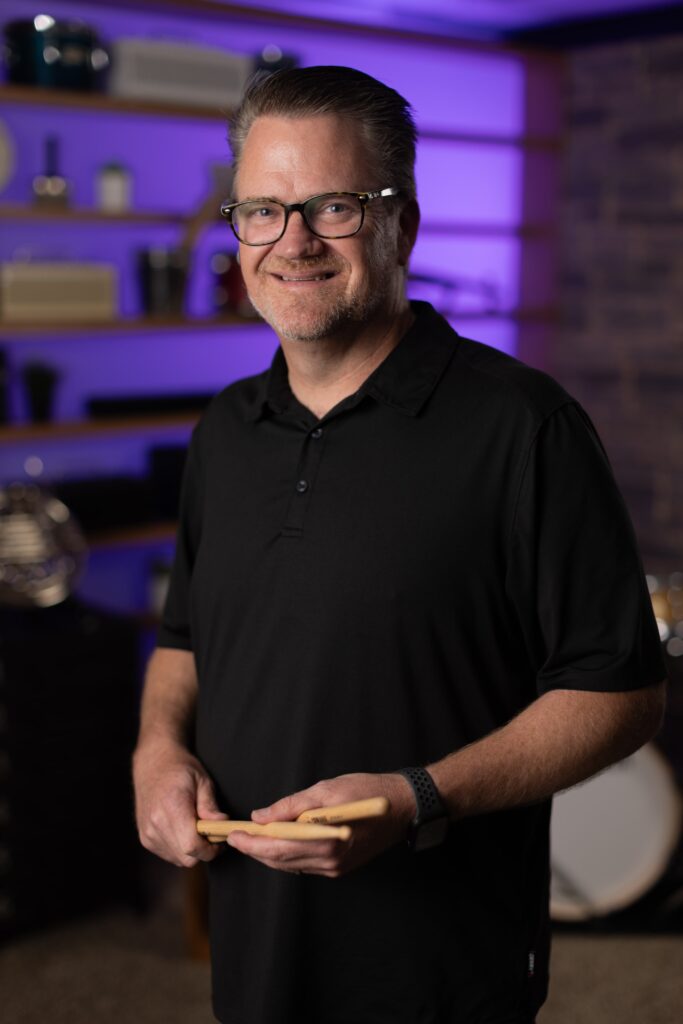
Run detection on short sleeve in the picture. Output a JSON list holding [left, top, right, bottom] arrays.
[[156, 423, 204, 651], [506, 401, 665, 695]]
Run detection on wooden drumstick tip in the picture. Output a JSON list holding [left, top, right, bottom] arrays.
[[297, 796, 390, 825]]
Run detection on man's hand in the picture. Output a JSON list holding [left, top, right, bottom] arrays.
[[224, 772, 416, 878], [132, 740, 228, 868]]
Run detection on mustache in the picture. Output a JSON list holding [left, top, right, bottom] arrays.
[[261, 255, 346, 275]]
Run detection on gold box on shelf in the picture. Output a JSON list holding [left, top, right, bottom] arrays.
[[0, 261, 118, 322]]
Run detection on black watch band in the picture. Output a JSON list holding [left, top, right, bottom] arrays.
[[397, 766, 449, 852]]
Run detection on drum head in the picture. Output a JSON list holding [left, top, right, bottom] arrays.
[[550, 743, 682, 921]]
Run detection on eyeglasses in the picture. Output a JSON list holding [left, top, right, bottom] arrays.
[[220, 188, 400, 246]]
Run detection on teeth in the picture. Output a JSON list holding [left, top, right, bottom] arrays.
[[279, 274, 331, 281]]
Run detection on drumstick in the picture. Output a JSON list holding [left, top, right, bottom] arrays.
[[197, 796, 389, 843], [196, 820, 352, 842], [296, 796, 389, 824]]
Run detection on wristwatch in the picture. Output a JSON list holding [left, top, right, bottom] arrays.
[[397, 766, 449, 852]]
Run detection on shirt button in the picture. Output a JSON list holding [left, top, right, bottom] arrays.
[[311, 427, 323, 439], [296, 479, 309, 494]]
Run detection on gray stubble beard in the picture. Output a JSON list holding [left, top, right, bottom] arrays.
[[248, 225, 400, 344]]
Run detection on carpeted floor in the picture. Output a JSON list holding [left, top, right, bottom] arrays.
[[1, 868, 681, 1024]]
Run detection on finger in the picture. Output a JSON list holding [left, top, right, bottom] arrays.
[[196, 773, 228, 821], [194, 842, 223, 864], [226, 832, 337, 863], [251, 787, 322, 824], [148, 799, 213, 866]]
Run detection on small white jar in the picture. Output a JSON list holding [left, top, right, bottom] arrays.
[[95, 162, 132, 213]]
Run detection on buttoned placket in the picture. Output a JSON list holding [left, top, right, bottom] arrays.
[[280, 420, 327, 538]]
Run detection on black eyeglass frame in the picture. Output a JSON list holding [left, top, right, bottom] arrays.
[[219, 187, 400, 246]]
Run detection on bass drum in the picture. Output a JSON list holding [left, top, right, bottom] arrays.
[[550, 743, 682, 922]]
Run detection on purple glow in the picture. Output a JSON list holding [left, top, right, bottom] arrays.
[[1, 1, 526, 134], [417, 142, 523, 226], [2, 324, 278, 422], [447, 317, 518, 356], [77, 543, 176, 617], [410, 236, 521, 312], [0, 426, 194, 483], [203, 0, 681, 33]]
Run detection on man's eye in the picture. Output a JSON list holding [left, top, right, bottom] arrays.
[[313, 198, 355, 219], [244, 205, 279, 220]]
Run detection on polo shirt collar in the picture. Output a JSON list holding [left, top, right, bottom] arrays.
[[243, 301, 459, 422]]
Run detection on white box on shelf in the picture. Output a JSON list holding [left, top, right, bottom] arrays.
[[0, 262, 118, 322], [109, 39, 253, 109]]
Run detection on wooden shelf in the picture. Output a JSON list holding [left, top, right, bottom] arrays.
[[1, 204, 553, 237], [88, 521, 178, 550], [0, 307, 552, 348], [0, 308, 554, 344], [420, 221, 554, 238], [0, 313, 264, 338], [0, 83, 560, 149], [0, 413, 198, 444], [419, 128, 561, 152], [0, 83, 231, 122], [0, 203, 188, 225]]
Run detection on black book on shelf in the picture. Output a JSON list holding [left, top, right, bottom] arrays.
[[86, 393, 214, 418], [52, 475, 155, 531]]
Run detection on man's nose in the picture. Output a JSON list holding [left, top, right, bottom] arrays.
[[272, 209, 325, 258]]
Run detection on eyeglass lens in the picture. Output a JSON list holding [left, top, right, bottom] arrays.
[[232, 193, 363, 244]]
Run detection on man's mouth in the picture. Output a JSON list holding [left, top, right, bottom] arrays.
[[275, 271, 336, 282]]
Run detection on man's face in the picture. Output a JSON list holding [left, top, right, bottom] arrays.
[[233, 114, 414, 343]]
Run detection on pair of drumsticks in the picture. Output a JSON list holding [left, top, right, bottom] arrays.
[[197, 797, 389, 843]]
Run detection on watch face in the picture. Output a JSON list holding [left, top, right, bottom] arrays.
[[413, 816, 449, 852]]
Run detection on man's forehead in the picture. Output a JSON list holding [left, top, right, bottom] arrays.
[[239, 113, 367, 163], [235, 114, 378, 196]]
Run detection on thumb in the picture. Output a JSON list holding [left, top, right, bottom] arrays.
[[251, 789, 312, 823], [196, 772, 228, 820]]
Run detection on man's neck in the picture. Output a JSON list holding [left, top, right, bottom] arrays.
[[281, 305, 415, 420]]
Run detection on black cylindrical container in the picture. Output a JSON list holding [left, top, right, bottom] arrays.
[[138, 248, 189, 317], [3, 17, 109, 91]]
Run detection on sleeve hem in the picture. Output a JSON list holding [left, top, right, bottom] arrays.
[[537, 662, 666, 696], [156, 630, 193, 652]]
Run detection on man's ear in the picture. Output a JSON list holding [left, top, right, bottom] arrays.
[[397, 198, 420, 266]]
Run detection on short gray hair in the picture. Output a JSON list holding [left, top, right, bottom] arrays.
[[228, 65, 417, 199]]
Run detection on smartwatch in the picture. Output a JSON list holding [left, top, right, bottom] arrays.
[[397, 766, 449, 852]]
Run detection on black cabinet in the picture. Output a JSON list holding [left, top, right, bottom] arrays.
[[0, 600, 142, 941]]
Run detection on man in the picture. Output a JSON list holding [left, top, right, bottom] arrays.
[[133, 66, 666, 1024]]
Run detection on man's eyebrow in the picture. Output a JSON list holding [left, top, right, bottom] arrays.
[[234, 195, 279, 204]]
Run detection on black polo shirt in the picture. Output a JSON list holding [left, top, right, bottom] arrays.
[[159, 301, 663, 1024]]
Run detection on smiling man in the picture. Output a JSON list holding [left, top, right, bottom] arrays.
[[133, 67, 666, 1024]]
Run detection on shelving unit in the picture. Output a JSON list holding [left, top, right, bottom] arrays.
[[0, 0, 562, 575], [0, 2, 565, 942]]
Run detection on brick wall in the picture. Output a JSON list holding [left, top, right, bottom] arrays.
[[549, 33, 683, 572]]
